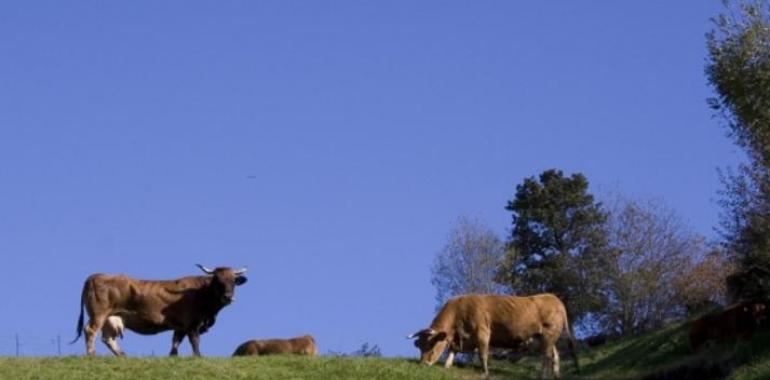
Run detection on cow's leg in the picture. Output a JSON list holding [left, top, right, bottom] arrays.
[[551, 345, 560, 379], [101, 334, 125, 357], [169, 331, 186, 356], [539, 340, 557, 380], [100, 317, 125, 356], [188, 331, 202, 357], [477, 333, 491, 378], [84, 315, 107, 356], [444, 351, 455, 368], [537, 338, 549, 380]]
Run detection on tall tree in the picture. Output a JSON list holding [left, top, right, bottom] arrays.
[[498, 169, 609, 323], [431, 216, 506, 307], [708, 0, 770, 299], [602, 196, 710, 335]]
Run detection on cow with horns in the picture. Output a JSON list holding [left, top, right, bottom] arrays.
[[409, 293, 579, 379], [71, 264, 248, 356]]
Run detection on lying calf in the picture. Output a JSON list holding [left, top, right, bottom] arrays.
[[233, 335, 317, 357]]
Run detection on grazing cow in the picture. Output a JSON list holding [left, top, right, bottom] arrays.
[[232, 335, 318, 357], [71, 264, 248, 356], [409, 293, 578, 379], [689, 298, 768, 352]]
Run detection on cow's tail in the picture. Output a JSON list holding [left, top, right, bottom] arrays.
[[70, 279, 88, 344], [563, 309, 580, 373]]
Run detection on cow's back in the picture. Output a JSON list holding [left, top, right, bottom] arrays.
[[85, 274, 173, 309]]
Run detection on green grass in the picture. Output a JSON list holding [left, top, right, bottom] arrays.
[[0, 356, 463, 380], [575, 322, 694, 379], [5, 325, 770, 380]]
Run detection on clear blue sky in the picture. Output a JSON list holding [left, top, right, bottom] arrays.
[[0, 1, 741, 357]]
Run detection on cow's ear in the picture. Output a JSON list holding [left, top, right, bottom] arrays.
[[235, 276, 248, 286], [434, 332, 447, 341]]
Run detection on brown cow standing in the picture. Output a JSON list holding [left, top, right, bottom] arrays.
[[409, 293, 578, 379], [232, 335, 318, 357], [71, 264, 247, 356], [689, 298, 768, 352]]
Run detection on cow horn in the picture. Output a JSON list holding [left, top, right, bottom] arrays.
[[407, 328, 434, 339], [233, 267, 248, 275], [196, 264, 214, 274]]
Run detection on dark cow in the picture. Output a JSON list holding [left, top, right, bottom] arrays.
[[71, 264, 247, 356], [409, 293, 578, 379], [690, 298, 768, 352], [232, 335, 318, 357]]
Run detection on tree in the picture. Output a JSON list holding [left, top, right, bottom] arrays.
[[431, 216, 506, 307], [674, 247, 735, 314], [708, 0, 770, 299], [497, 169, 610, 324], [602, 196, 711, 335]]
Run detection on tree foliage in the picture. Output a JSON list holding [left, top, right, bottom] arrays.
[[602, 197, 714, 335], [431, 216, 506, 307], [498, 169, 610, 323], [674, 247, 734, 314], [708, 0, 770, 299]]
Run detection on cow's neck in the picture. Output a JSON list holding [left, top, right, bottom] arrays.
[[430, 306, 456, 337], [196, 276, 226, 315]]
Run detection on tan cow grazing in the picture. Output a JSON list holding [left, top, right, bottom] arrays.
[[409, 293, 578, 379], [71, 264, 247, 356], [690, 298, 768, 352], [232, 335, 318, 357]]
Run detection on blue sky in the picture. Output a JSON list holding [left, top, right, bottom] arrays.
[[0, 1, 741, 357]]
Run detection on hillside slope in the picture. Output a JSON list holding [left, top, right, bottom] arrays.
[[453, 322, 770, 380], [4, 324, 770, 380]]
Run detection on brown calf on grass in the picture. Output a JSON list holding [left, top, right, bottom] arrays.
[[233, 335, 318, 357]]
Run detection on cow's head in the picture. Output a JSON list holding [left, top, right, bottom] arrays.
[[196, 264, 248, 305], [407, 328, 449, 365]]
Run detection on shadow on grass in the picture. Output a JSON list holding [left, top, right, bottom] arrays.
[[578, 323, 692, 377], [450, 357, 553, 380], [579, 324, 770, 380]]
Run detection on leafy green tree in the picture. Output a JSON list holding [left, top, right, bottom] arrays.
[[497, 169, 609, 323], [707, 0, 770, 299]]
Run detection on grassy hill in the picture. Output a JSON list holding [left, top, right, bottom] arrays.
[[474, 322, 770, 380], [0, 356, 463, 380], [4, 323, 770, 380]]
